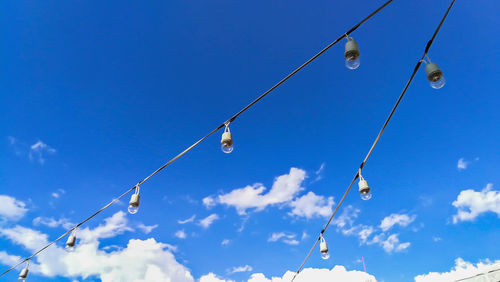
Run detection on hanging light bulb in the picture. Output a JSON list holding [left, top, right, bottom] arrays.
[[128, 185, 140, 214], [344, 36, 360, 70], [358, 169, 372, 201], [220, 124, 234, 154], [18, 261, 29, 281], [65, 228, 77, 252], [319, 235, 330, 260], [424, 56, 445, 89]]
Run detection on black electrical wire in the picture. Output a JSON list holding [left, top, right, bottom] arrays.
[[0, 0, 394, 278], [290, 1, 456, 281]]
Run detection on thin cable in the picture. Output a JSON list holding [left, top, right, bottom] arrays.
[[0, 0, 394, 278], [291, 1, 455, 281]]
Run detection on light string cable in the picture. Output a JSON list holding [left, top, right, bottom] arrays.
[[290, 0, 456, 281], [0, 0, 394, 278]]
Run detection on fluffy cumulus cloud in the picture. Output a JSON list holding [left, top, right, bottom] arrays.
[[452, 183, 500, 223], [415, 257, 500, 282], [207, 168, 306, 215], [248, 266, 376, 282], [288, 192, 334, 219], [0, 212, 196, 282], [332, 206, 413, 253], [0, 195, 28, 221], [379, 213, 417, 231]]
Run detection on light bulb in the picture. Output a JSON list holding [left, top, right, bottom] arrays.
[[221, 143, 234, 154], [128, 193, 140, 215], [430, 76, 446, 89], [425, 62, 445, 89], [358, 179, 372, 201], [319, 236, 330, 260], [344, 38, 360, 70], [220, 127, 234, 154], [345, 57, 361, 70]]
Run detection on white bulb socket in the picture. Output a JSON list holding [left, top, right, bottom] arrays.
[[424, 62, 443, 82], [344, 39, 360, 61], [358, 179, 370, 195], [129, 194, 140, 208], [320, 240, 328, 254], [66, 234, 76, 248], [19, 268, 29, 279], [221, 131, 233, 147]]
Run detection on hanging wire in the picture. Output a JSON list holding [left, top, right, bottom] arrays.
[[290, 1, 456, 281], [0, 0, 394, 278]]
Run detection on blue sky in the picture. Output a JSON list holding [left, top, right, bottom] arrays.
[[1, 0, 499, 281]]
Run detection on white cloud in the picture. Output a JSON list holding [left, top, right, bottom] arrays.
[[268, 232, 299, 245], [33, 216, 74, 229], [178, 215, 196, 224], [175, 230, 187, 239], [0, 212, 195, 282], [198, 214, 219, 229], [199, 273, 234, 282], [288, 192, 334, 219], [137, 223, 158, 234], [0, 195, 28, 221], [248, 266, 376, 282], [214, 168, 306, 214], [312, 163, 326, 182], [415, 257, 500, 282], [433, 236, 442, 242], [368, 233, 410, 253], [78, 211, 133, 242], [203, 197, 217, 209], [228, 265, 253, 274], [457, 158, 468, 170], [452, 183, 500, 223], [333, 206, 411, 253], [29, 140, 56, 164], [379, 213, 417, 231], [221, 239, 230, 246]]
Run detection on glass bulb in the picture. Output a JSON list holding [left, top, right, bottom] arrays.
[[321, 251, 330, 260], [360, 192, 372, 201], [345, 57, 360, 70], [430, 76, 445, 89], [221, 144, 234, 154], [128, 205, 139, 214], [65, 245, 75, 252]]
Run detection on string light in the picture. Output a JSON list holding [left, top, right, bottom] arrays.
[[128, 185, 141, 215], [358, 169, 372, 201], [344, 35, 361, 70], [319, 235, 330, 260], [291, 1, 455, 280], [423, 55, 445, 89], [65, 228, 77, 252], [17, 261, 29, 281], [220, 124, 234, 154], [2, 0, 397, 278]]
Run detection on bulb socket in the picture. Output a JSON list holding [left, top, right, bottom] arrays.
[[19, 268, 29, 279], [320, 240, 328, 253], [345, 39, 360, 61], [425, 62, 443, 82], [66, 234, 76, 247], [358, 179, 370, 194], [129, 194, 140, 207], [221, 132, 233, 147]]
